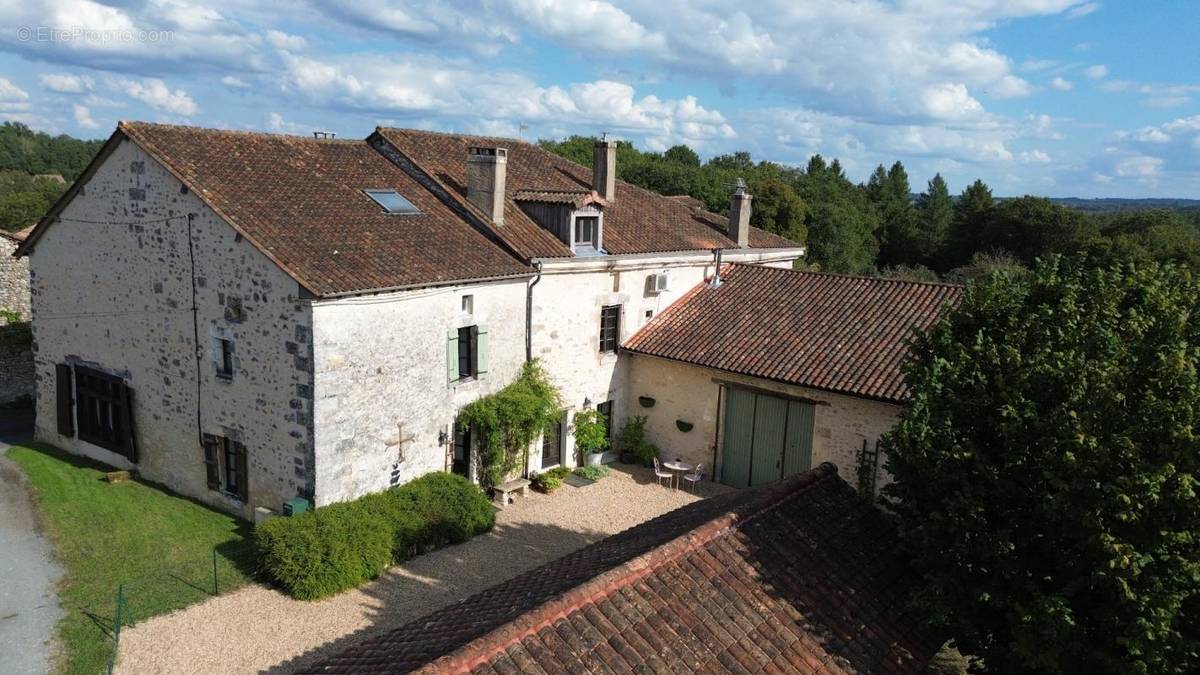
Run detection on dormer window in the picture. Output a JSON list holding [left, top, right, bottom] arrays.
[[364, 189, 420, 214], [574, 216, 599, 251]]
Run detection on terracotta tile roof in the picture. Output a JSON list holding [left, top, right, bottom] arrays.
[[513, 189, 608, 209], [624, 265, 963, 403], [374, 128, 801, 259], [306, 464, 939, 674], [116, 123, 532, 296]]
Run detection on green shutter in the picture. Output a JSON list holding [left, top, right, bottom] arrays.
[[202, 434, 220, 489], [476, 325, 489, 375], [720, 388, 755, 488], [749, 394, 788, 486], [447, 329, 459, 384], [783, 400, 815, 478]]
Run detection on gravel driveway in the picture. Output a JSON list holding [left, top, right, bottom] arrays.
[[116, 465, 730, 674], [0, 416, 64, 675]]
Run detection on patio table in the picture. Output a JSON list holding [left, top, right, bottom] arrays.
[[662, 459, 693, 488]]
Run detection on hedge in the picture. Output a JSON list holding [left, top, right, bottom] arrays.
[[255, 472, 495, 600]]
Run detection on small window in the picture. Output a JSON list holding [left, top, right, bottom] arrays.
[[216, 338, 234, 379], [599, 305, 621, 353], [364, 189, 421, 214], [461, 295, 474, 315], [204, 434, 248, 501], [458, 325, 477, 379], [574, 216, 599, 250]]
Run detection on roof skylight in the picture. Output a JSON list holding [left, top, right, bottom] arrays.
[[364, 189, 420, 214]]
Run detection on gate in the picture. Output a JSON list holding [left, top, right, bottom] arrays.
[[719, 387, 815, 488]]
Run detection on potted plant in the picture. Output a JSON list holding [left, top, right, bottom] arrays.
[[637, 441, 660, 468], [618, 415, 648, 464], [572, 408, 609, 467]]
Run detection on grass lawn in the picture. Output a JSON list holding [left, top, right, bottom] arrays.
[[6, 444, 256, 675]]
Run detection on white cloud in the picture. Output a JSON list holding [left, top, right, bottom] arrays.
[[920, 83, 984, 120], [40, 73, 93, 93], [1114, 155, 1162, 177], [113, 77, 197, 116], [277, 52, 735, 148], [1084, 64, 1109, 79], [1049, 77, 1073, 91], [266, 111, 309, 134], [1019, 149, 1052, 163], [220, 75, 250, 89], [73, 103, 99, 128], [0, 77, 29, 102], [1100, 79, 1200, 108], [1066, 2, 1101, 19], [507, 0, 667, 54], [264, 30, 307, 52]]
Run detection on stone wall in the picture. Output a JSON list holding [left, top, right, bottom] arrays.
[[27, 138, 313, 519], [0, 234, 31, 320], [626, 353, 900, 494], [310, 279, 528, 505]]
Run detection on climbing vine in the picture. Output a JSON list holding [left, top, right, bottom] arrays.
[[457, 360, 562, 489]]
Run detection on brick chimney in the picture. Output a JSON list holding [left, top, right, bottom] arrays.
[[593, 138, 617, 202], [728, 179, 752, 248], [467, 146, 507, 225]]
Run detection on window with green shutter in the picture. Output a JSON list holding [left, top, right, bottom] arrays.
[[449, 325, 488, 384]]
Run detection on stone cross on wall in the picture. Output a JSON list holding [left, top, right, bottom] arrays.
[[388, 422, 417, 486]]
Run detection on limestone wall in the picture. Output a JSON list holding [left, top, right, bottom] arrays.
[[26, 138, 313, 518], [626, 353, 900, 493], [310, 278, 528, 505], [0, 234, 31, 320]]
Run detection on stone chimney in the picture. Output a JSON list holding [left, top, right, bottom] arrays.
[[467, 146, 507, 225], [593, 138, 617, 202], [728, 179, 752, 248]]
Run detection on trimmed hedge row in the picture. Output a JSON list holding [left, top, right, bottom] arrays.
[[255, 472, 495, 600]]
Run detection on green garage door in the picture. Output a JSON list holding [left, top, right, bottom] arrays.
[[720, 387, 815, 488]]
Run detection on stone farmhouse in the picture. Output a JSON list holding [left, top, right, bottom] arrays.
[[15, 121, 955, 520]]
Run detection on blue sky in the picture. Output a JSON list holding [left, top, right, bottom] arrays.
[[0, 1, 1196, 198]]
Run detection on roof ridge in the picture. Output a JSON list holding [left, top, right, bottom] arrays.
[[419, 464, 841, 674], [377, 125, 533, 148], [118, 120, 364, 144], [728, 262, 964, 289]]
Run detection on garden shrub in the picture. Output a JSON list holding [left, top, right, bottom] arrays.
[[256, 472, 495, 599], [573, 465, 610, 482], [532, 466, 571, 493]]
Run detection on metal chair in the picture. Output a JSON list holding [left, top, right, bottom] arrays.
[[682, 463, 704, 492], [652, 456, 674, 488]]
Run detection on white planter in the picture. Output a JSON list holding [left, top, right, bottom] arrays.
[[586, 452, 605, 467]]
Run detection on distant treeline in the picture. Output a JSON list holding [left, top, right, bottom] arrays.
[[540, 136, 1200, 281], [0, 122, 104, 231]]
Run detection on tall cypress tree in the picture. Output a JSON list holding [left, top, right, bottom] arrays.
[[945, 178, 996, 268], [876, 161, 919, 267]]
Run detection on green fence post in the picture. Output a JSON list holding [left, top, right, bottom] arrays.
[[212, 548, 218, 596], [107, 584, 124, 675]]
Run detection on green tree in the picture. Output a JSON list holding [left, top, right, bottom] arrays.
[[748, 176, 807, 244], [884, 257, 1200, 675], [796, 155, 880, 273], [0, 191, 51, 231], [945, 179, 995, 267], [663, 144, 700, 166], [984, 196, 1098, 264], [915, 174, 953, 266], [875, 161, 919, 267]]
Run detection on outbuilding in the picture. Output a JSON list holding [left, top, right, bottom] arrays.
[[623, 264, 962, 496]]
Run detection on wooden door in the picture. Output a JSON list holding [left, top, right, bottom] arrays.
[[720, 387, 816, 489]]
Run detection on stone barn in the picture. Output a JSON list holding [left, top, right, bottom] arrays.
[[623, 264, 962, 496]]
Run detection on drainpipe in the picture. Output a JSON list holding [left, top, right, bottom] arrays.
[[525, 261, 543, 362], [709, 248, 723, 288], [186, 213, 203, 446]]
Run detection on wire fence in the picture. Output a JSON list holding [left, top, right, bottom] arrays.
[[100, 545, 254, 673]]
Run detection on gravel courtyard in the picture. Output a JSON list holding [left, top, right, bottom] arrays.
[[116, 465, 730, 674]]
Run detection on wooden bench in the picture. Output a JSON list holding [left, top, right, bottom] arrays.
[[493, 478, 531, 508]]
